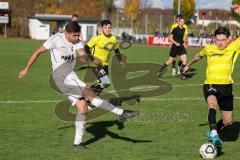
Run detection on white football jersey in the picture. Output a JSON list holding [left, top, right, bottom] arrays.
[[43, 33, 84, 71]]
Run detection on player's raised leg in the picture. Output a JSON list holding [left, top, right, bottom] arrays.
[[83, 87, 139, 122]]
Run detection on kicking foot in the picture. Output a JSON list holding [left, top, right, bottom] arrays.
[[206, 131, 223, 146], [119, 110, 139, 122]]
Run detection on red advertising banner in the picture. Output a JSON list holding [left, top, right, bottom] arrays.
[[147, 36, 214, 47], [148, 36, 170, 46]]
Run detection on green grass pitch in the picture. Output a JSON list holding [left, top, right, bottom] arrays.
[[0, 39, 240, 160]]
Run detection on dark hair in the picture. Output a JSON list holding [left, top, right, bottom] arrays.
[[72, 14, 78, 18], [101, 19, 112, 27], [176, 14, 182, 18], [214, 27, 230, 38], [71, 14, 78, 22], [176, 14, 184, 21], [65, 21, 81, 33]]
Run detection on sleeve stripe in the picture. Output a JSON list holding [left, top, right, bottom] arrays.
[[51, 49, 58, 63]]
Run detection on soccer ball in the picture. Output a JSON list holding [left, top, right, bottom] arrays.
[[199, 143, 217, 159]]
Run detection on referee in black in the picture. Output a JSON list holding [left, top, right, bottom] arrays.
[[158, 15, 188, 80]]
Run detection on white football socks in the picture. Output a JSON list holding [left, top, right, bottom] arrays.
[[91, 97, 123, 115], [172, 68, 176, 76], [111, 107, 124, 116], [74, 112, 86, 145]]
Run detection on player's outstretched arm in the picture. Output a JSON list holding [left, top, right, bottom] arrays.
[[84, 44, 95, 62], [114, 48, 125, 68], [77, 48, 88, 64], [84, 45, 102, 67], [183, 53, 202, 73], [18, 46, 47, 78]]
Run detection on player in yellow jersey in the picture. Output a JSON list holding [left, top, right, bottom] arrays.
[[183, 27, 240, 146], [85, 19, 124, 94], [169, 15, 188, 76]]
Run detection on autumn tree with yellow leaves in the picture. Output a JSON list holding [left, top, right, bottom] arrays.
[[124, 0, 140, 20], [173, 0, 195, 23]]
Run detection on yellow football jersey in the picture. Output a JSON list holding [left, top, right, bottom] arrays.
[[87, 33, 118, 66], [199, 38, 240, 84]]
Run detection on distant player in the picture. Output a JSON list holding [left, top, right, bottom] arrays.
[[158, 15, 188, 80], [85, 19, 124, 94], [169, 15, 189, 76], [59, 14, 78, 33], [71, 14, 78, 21], [183, 27, 240, 146], [59, 14, 83, 42], [18, 21, 138, 149]]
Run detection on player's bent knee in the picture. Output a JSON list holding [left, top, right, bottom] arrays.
[[207, 96, 218, 108], [208, 102, 218, 108], [78, 106, 88, 114], [76, 100, 88, 113], [83, 87, 96, 101]]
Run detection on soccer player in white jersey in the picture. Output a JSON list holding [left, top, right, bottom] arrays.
[[18, 21, 139, 149]]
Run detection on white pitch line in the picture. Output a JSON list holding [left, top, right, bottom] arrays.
[[141, 97, 204, 101], [141, 96, 240, 101], [1, 97, 240, 104], [1, 83, 240, 104], [140, 96, 240, 101], [0, 100, 59, 104], [105, 84, 202, 93], [106, 83, 240, 93]]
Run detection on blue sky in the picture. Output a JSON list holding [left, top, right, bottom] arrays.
[[114, 0, 232, 10]]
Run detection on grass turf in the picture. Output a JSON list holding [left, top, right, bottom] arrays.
[[0, 39, 240, 160]]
